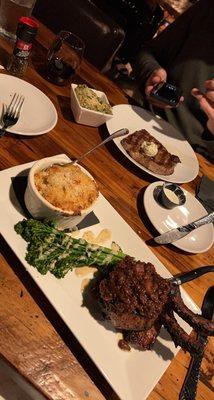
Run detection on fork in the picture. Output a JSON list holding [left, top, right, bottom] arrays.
[[0, 93, 25, 138], [52, 127, 129, 168]]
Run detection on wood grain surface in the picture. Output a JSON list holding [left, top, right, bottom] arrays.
[[0, 21, 213, 400]]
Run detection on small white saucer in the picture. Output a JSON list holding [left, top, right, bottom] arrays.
[[143, 181, 214, 253]]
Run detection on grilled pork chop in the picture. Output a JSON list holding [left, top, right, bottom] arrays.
[[121, 129, 180, 175]]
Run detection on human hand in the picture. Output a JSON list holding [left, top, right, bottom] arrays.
[[192, 80, 214, 135], [145, 68, 183, 109], [145, 68, 167, 97]]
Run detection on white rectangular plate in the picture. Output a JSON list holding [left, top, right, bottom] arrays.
[[0, 155, 198, 400]]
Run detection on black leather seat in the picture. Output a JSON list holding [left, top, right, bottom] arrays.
[[93, 0, 164, 63], [33, 0, 125, 71]]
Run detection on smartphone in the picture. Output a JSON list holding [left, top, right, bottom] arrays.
[[150, 82, 182, 106]]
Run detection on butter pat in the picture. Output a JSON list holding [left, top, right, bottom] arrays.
[[141, 141, 158, 157]]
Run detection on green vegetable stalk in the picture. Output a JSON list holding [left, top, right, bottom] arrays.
[[14, 219, 126, 278]]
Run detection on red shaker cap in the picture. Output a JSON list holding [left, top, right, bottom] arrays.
[[19, 16, 39, 29], [16, 16, 39, 43]]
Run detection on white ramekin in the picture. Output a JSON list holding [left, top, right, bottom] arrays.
[[70, 83, 113, 127], [24, 155, 99, 229]]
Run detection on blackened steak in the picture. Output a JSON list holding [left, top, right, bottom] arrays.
[[121, 129, 180, 175], [99, 256, 170, 332], [98, 257, 214, 353]]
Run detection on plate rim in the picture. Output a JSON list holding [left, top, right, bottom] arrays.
[[106, 104, 199, 184], [143, 180, 214, 253], [0, 74, 58, 136]]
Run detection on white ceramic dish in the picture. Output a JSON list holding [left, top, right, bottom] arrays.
[[0, 74, 57, 136], [24, 155, 100, 230], [0, 155, 199, 400], [106, 104, 199, 183], [70, 83, 113, 127], [144, 181, 214, 253]]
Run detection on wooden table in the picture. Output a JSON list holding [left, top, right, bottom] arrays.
[[0, 22, 213, 400]]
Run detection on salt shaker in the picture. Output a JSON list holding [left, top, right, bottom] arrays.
[[7, 16, 39, 78]]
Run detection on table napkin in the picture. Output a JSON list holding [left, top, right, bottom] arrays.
[[196, 175, 214, 213]]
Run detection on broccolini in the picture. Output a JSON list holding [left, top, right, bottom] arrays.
[[14, 219, 126, 278]]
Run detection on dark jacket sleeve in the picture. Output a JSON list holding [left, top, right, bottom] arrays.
[[133, 0, 202, 89]]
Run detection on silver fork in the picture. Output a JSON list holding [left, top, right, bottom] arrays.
[[0, 93, 25, 138], [53, 128, 129, 168]]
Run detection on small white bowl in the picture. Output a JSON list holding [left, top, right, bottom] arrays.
[[160, 182, 186, 209], [144, 181, 214, 253], [70, 83, 113, 127], [24, 155, 99, 230]]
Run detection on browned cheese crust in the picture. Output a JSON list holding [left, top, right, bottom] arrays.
[[34, 164, 99, 214]]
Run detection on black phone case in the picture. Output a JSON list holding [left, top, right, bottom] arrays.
[[149, 92, 178, 106], [150, 83, 182, 106]]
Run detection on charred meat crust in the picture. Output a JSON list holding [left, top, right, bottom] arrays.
[[98, 256, 214, 354]]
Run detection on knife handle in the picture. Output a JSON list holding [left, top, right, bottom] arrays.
[[179, 342, 206, 400], [170, 265, 214, 285], [189, 212, 214, 230]]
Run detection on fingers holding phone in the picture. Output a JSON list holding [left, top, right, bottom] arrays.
[[145, 68, 167, 96], [145, 68, 184, 109], [145, 68, 167, 97], [150, 81, 184, 108]]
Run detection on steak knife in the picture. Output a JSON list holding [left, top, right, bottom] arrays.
[[154, 212, 214, 244], [179, 286, 214, 400]]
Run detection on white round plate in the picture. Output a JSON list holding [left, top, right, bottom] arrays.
[[143, 181, 214, 253], [0, 74, 58, 135], [106, 104, 199, 183]]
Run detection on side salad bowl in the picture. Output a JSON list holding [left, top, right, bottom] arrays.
[[70, 83, 113, 127]]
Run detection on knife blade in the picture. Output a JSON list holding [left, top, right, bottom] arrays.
[[179, 286, 214, 400], [154, 212, 214, 244]]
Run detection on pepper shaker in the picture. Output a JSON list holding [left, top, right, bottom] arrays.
[[7, 16, 39, 78]]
